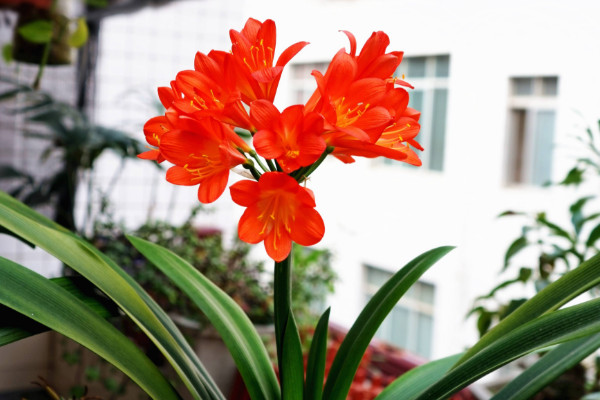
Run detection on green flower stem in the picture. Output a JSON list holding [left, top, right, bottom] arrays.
[[242, 160, 262, 181], [295, 146, 334, 182], [266, 158, 277, 172], [274, 255, 292, 377], [249, 151, 270, 173]]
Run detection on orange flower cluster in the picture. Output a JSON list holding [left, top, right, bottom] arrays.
[[141, 18, 422, 261]]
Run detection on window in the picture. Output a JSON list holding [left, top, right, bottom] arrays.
[[364, 265, 435, 358], [392, 55, 450, 171], [506, 76, 559, 185]]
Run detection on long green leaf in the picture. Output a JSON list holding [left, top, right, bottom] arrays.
[[492, 333, 600, 400], [375, 354, 462, 400], [281, 310, 304, 400], [0, 276, 117, 346], [128, 235, 281, 400], [415, 298, 600, 400], [322, 246, 454, 400], [458, 251, 600, 364], [0, 191, 222, 400], [0, 256, 179, 400], [304, 308, 330, 400]]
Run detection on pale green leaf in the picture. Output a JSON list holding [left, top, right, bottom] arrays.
[[2, 43, 12, 63], [18, 20, 53, 44], [68, 18, 89, 48]]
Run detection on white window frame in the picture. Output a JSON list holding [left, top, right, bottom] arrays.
[[505, 77, 558, 186]]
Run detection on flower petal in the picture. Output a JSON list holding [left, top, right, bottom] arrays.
[[290, 206, 325, 246], [264, 230, 292, 262], [197, 171, 229, 204], [230, 179, 260, 207], [166, 166, 196, 186]]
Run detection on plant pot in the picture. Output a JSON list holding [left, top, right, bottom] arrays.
[[11, 0, 72, 65]]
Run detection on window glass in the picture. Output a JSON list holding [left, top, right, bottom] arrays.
[[430, 88, 448, 171], [406, 57, 427, 78], [531, 110, 556, 185], [542, 77, 558, 96], [435, 55, 450, 78], [416, 313, 433, 357], [513, 77, 533, 95], [506, 77, 558, 186], [364, 265, 434, 358]]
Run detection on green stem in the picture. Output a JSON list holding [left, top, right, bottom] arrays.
[[249, 150, 270, 173], [242, 160, 262, 181], [266, 158, 277, 172], [33, 0, 58, 89], [294, 146, 334, 183], [274, 255, 292, 377], [32, 39, 52, 90]]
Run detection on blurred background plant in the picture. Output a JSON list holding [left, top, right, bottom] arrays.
[[0, 78, 145, 233], [469, 117, 600, 398]]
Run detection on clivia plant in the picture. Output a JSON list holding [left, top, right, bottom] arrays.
[[2, 17, 600, 400]]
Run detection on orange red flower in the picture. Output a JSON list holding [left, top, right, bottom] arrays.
[[250, 100, 326, 173], [159, 118, 247, 204], [140, 18, 424, 261], [230, 172, 325, 261], [229, 18, 309, 103], [305, 30, 422, 165]]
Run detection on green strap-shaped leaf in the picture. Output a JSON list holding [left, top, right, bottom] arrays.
[[0, 276, 117, 346], [0, 191, 222, 400], [0, 256, 179, 400], [458, 251, 600, 365], [304, 308, 330, 400], [128, 235, 281, 400], [322, 246, 454, 400], [415, 298, 600, 400], [375, 354, 462, 400], [281, 310, 304, 400], [491, 333, 600, 400]]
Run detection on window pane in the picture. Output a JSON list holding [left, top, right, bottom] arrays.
[[542, 77, 558, 96], [391, 306, 410, 348], [508, 109, 527, 184], [513, 78, 533, 95], [418, 282, 435, 304], [366, 266, 391, 287], [429, 88, 448, 171], [531, 110, 556, 185], [408, 90, 423, 111], [406, 57, 427, 78], [435, 55, 450, 78], [416, 313, 433, 358]]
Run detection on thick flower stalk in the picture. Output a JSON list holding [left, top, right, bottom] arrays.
[[140, 17, 423, 262]]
